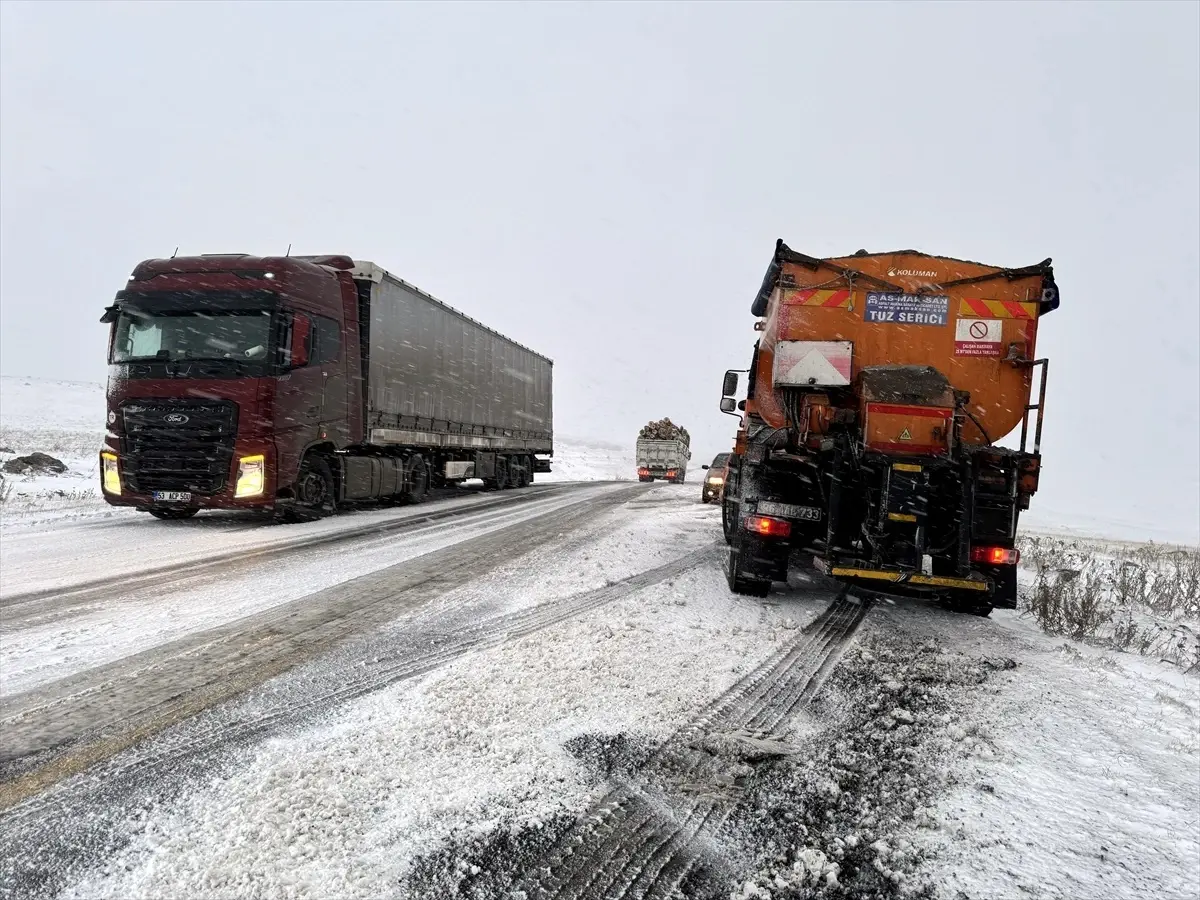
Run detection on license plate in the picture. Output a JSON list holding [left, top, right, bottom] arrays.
[[756, 500, 822, 522], [153, 491, 192, 503]]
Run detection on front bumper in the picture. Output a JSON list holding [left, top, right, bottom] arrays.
[[100, 442, 277, 511]]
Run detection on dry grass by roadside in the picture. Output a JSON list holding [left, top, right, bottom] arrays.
[[1017, 534, 1200, 671]]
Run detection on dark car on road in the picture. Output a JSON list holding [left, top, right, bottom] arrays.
[[700, 453, 731, 503]]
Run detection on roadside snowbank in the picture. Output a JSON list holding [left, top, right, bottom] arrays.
[[919, 609, 1200, 900], [1017, 533, 1200, 669]]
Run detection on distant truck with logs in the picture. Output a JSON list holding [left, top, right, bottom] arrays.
[[99, 254, 553, 521], [636, 418, 691, 483], [719, 240, 1058, 615]]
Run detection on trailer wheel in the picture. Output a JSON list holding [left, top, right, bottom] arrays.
[[148, 508, 198, 521], [508, 457, 524, 489], [291, 455, 336, 520], [484, 458, 508, 491], [402, 456, 428, 504]]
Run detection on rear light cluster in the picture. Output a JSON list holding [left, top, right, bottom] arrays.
[[745, 515, 791, 538], [971, 545, 1020, 566], [637, 467, 650, 477]]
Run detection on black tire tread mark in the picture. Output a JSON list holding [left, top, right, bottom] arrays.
[[0, 543, 715, 837], [0, 487, 649, 805], [517, 589, 871, 900], [0, 484, 580, 616]]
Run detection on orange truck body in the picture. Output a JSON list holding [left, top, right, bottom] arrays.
[[720, 241, 1059, 611], [750, 250, 1049, 450]]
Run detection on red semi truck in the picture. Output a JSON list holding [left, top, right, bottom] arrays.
[[99, 254, 553, 521]]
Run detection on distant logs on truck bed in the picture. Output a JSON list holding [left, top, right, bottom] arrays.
[[638, 418, 690, 445]]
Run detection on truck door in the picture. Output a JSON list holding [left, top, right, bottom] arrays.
[[309, 313, 349, 444], [276, 312, 349, 463]]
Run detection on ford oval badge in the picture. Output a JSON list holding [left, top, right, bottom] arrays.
[[164, 413, 190, 424]]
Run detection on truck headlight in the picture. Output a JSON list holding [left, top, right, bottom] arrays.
[[707, 476, 724, 485], [235, 454, 265, 498], [101, 452, 121, 495]]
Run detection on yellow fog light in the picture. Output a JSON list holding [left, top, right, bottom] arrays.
[[101, 452, 121, 495], [235, 454, 265, 498]]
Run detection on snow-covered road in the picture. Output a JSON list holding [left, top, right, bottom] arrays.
[[1, 483, 1196, 900]]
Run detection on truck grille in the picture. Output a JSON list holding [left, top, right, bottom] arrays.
[[121, 401, 238, 495]]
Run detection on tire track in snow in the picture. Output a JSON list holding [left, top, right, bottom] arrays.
[[0, 483, 576, 624], [0, 484, 642, 803], [0, 537, 716, 900], [515, 588, 871, 900]]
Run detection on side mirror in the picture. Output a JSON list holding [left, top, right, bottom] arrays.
[[719, 397, 737, 413], [722, 371, 739, 397], [290, 314, 311, 368], [701, 464, 710, 470]]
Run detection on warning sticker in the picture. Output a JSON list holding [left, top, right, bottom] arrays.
[[864, 293, 949, 327], [955, 318, 1002, 357]]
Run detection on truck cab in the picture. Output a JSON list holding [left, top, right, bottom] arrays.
[[100, 254, 357, 520]]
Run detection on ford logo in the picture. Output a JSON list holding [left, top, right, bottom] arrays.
[[164, 413, 190, 424]]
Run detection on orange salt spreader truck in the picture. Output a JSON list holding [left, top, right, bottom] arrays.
[[718, 241, 1058, 614]]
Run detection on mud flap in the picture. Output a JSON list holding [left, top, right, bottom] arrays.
[[985, 564, 1018, 609], [727, 531, 789, 596]]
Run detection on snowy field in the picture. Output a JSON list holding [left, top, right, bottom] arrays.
[[0, 374, 1197, 900]]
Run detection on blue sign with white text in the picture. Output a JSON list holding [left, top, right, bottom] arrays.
[[864, 293, 949, 326]]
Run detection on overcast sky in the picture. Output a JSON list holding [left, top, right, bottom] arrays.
[[1, 1, 1197, 541]]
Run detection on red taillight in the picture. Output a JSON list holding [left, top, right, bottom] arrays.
[[666, 469, 677, 477], [971, 546, 1020, 565], [745, 515, 792, 538], [638, 467, 650, 476]]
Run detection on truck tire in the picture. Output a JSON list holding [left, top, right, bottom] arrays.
[[148, 508, 198, 521], [508, 457, 524, 489], [401, 456, 429, 504], [290, 454, 337, 521], [485, 458, 509, 491], [721, 497, 737, 545], [726, 540, 771, 597]]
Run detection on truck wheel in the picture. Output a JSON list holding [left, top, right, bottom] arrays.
[[292, 455, 337, 520], [726, 541, 771, 597], [721, 498, 738, 545], [508, 458, 524, 489], [484, 458, 508, 491], [402, 456, 428, 504], [148, 508, 198, 521]]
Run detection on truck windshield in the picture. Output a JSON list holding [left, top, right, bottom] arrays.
[[112, 310, 273, 363]]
